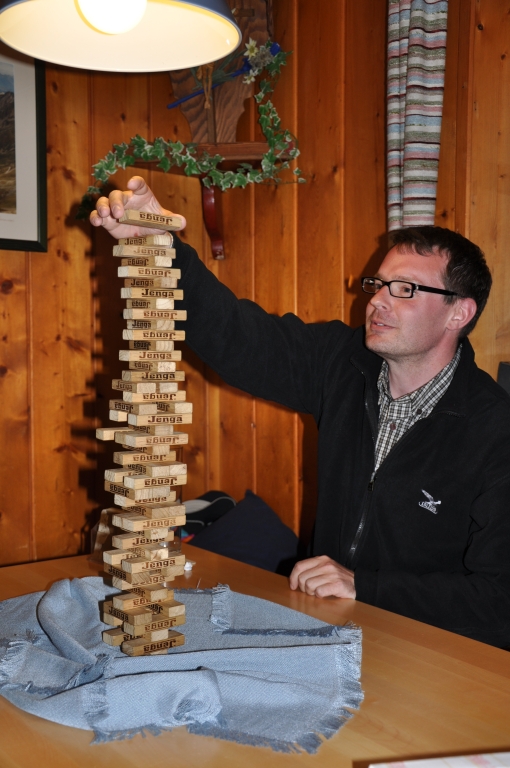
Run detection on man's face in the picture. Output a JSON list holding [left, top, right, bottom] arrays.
[[365, 246, 458, 364]]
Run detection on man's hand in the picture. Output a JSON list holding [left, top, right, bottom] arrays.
[[289, 556, 356, 599], [89, 175, 186, 239]]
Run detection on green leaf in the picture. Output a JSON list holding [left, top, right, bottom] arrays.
[[158, 156, 172, 172]]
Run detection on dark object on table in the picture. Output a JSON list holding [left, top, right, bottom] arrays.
[[188, 490, 300, 575]]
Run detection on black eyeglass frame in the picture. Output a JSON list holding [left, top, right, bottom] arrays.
[[361, 277, 458, 299]]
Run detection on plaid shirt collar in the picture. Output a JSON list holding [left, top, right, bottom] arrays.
[[374, 344, 462, 471]]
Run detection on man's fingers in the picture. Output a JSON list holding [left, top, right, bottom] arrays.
[[289, 555, 333, 589], [127, 175, 152, 197], [89, 175, 186, 238], [109, 189, 131, 219]]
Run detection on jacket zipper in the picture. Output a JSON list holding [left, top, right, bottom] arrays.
[[345, 393, 377, 568], [346, 470, 375, 568]]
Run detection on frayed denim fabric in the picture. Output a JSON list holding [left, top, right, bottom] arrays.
[[0, 577, 363, 753]]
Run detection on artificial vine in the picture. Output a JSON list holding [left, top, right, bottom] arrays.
[[77, 40, 304, 219]]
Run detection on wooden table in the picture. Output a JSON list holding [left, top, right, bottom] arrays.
[[1, 548, 509, 768]]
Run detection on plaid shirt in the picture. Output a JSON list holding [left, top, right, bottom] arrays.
[[374, 345, 462, 472]]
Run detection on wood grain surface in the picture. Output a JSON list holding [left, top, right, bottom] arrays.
[[0, 550, 509, 768]]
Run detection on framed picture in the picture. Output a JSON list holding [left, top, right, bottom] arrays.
[[0, 42, 46, 252]]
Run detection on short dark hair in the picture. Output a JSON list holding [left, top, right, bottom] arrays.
[[389, 226, 492, 337]]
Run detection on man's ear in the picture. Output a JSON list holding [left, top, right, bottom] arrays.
[[446, 297, 477, 332]]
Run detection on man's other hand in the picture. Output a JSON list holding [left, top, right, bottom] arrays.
[[90, 175, 186, 239], [289, 556, 356, 599]]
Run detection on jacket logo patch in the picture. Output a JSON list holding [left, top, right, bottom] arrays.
[[419, 489, 441, 514]]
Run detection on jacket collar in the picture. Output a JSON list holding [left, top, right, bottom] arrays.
[[349, 329, 476, 418]]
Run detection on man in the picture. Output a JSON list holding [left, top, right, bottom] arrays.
[[92, 177, 510, 647]]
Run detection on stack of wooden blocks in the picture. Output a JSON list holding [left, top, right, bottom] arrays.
[[96, 211, 191, 656]]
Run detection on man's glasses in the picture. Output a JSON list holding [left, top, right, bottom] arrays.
[[361, 277, 458, 299]]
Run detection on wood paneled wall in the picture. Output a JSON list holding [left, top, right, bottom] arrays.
[[436, 0, 510, 378], [0, 0, 507, 566]]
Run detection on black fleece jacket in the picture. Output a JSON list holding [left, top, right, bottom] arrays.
[[174, 236, 510, 648]]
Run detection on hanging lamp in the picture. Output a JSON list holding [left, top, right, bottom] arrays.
[[0, 0, 242, 72]]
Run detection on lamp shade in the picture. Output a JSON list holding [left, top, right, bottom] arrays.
[[0, 0, 242, 72]]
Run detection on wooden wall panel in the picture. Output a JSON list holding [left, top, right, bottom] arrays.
[[436, 0, 510, 381], [0, 252, 31, 564], [30, 66, 95, 560], [466, 0, 510, 379]]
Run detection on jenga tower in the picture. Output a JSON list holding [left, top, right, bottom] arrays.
[[96, 211, 191, 656]]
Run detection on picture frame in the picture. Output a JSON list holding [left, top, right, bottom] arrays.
[[0, 42, 46, 252]]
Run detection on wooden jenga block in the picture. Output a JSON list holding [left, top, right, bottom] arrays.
[[118, 235, 174, 246], [123, 391, 186, 403], [102, 628, 131, 646], [107, 483, 178, 503], [113, 584, 171, 616], [112, 512, 186, 531], [126, 630, 185, 655], [155, 404, 193, 416], [126, 425, 177, 437], [113, 245, 175, 258], [103, 548, 138, 566], [139, 628, 171, 642], [126, 543, 176, 561], [109, 409, 128, 422], [128, 413, 191, 428], [105, 602, 155, 625], [121, 553, 186, 574], [123, 306, 184, 319], [119, 350, 182, 362], [120, 501, 185, 519], [122, 370, 185, 382], [121, 630, 185, 655], [104, 467, 137, 483], [96, 426, 131, 441], [123, 474, 187, 491], [117, 431, 189, 447], [125, 461, 186, 478], [121, 287, 182, 300], [113, 450, 177, 465], [125, 318, 175, 330], [119, 265, 178, 276], [121, 288, 175, 308], [115, 492, 179, 509], [154, 382, 181, 394], [109, 399, 159, 415], [124, 278, 178, 290], [125, 298, 180, 310], [148, 598, 186, 618], [123, 329, 185, 342], [127, 340, 175, 352], [117, 210, 182, 231], [112, 379, 156, 393], [128, 360, 177, 372], [116, 442, 181, 456], [105, 563, 184, 585], [102, 601, 124, 626], [121, 260, 178, 272], [128, 584, 174, 601], [112, 530, 174, 548], [125, 616, 186, 638]]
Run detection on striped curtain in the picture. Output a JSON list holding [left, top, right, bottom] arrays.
[[387, 0, 448, 231]]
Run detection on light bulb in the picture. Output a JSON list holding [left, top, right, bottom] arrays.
[[76, 0, 147, 35]]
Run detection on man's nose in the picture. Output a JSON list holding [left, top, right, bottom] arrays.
[[369, 285, 392, 309]]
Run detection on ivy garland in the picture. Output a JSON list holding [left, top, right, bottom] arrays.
[[77, 41, 304, 219]]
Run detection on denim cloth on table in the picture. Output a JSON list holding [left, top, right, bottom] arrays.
[[0, 577, 363, 753]]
